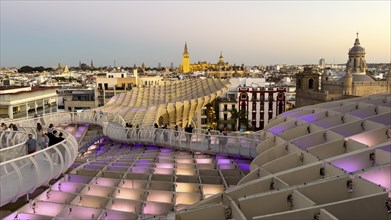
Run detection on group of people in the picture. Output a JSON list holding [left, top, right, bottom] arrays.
[[125, 123, 140, 130], [1, 123, 19, 148], [25, 123, 65, 155], [1, 123, 18, 132], [154, 123, 170, 142], [124, 122, 229, 151], [203, 127, 228, 151], [184, 125, 194, 144], [218, 127, 229, 151]]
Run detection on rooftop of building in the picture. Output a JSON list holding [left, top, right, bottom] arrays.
[[336, 73, 375, 82], [0, 86, 59, 95]]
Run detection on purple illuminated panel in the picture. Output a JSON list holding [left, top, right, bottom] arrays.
[[268, 126, 286, 135], [113, 162, 131, 167], [331, 157, 364, 173], [64, 206, 102, 219], [90, 177, 118, 187], [360, 166, 391, 191], [349, 109, 375, 118], [131, 167, 151, 174], [25, 201, 64, 217], [238, 163, 250, 171], [217, 159, 231, 164], [379, 145, 391, 153], [300, 114, 320, 123], [154, 168, 174, 175], [84, 164, 105, 170], [219, 164, 236, 170], [67, 174, 93, 184], [134, 163, 154, 168], [161, 148, 174, 153], [136, 159, 151, 164], [5, 213, 52, 220], [156, 163, 174, 169], [216, 155, 228, 160], [142, 201, 173, 215], [74, 133, 82, 138]]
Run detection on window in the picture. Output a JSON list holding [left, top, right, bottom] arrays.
[[13, 106, 19, 114], [104, 83, 108, 90], [297, 79, 301, 89], [224, 114, 228, 120], [308, 79, 314, 89], [232, 104, 235, 109], [224, 105, 228, 111], [241, 93, 247, 99]]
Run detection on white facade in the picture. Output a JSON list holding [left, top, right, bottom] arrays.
[[0, 86, 58, 119]]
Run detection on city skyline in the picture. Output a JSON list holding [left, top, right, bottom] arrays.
[[1, 1, 390, 68]]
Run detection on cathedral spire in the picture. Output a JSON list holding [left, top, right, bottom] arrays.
[[184, 42, 188, 54]]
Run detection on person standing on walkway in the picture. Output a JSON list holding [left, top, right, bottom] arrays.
[[26, 134, 37, 155], [36, 123, 43, 150], [154, 123, 160, 141], [206, 129, 212, 150]]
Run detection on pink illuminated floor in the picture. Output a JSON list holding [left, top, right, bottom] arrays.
[[5, 140, 250, 219]]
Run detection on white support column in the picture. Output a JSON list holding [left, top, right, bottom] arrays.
[[25, 102, 29, 118], [42, 98, 45, 115], [34, 100, 38, 115], [8, 105, 13, 119], [56, 96, 59, 113]]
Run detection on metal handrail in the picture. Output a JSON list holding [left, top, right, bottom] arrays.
[[0, 130, 33, 149], [0, 128, 78, 206], [106, 125, 260, 159]]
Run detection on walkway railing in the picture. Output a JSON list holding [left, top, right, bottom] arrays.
[[0, 130, 35, 163], [3, 111, 125, 129], [106, 124, 260, 159], [0, 128, 78, 207], [3, 111, 260, 159], [0, 130, 32, 149], [0, 110, 261, 206]]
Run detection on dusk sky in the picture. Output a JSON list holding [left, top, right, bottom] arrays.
[[1, 1, 390, 68]]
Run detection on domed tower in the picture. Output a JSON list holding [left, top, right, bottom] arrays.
[[346, 33, 367, 75], [217, 52, 225, 66], [337, 33, 374, 84]]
